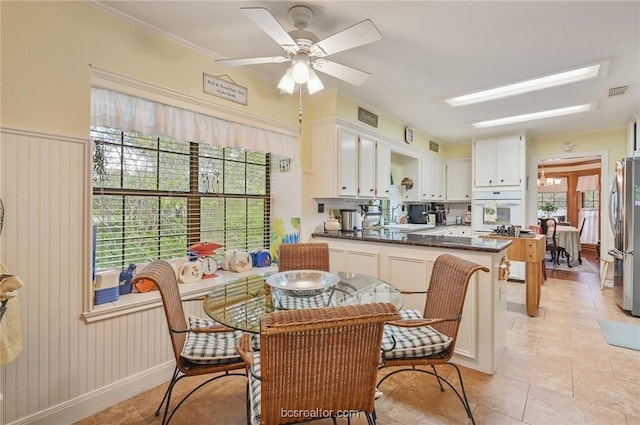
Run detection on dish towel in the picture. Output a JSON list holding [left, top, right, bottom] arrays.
[[484, 200, 497, 224], [1, 260, 23, 366]]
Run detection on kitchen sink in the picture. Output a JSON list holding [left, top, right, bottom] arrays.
[[383, 223, 435, 232]]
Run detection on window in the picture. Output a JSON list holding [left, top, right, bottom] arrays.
[[91, 127, 270, 270], [582, 191, 599, 209], [537, 192, 567, 216]]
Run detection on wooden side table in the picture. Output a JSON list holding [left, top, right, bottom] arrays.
[[480, 234, 545, 316]]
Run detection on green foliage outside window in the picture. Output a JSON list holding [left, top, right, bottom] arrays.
[[91, 128, 270, 270]]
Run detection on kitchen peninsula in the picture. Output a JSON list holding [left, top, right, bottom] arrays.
[[311, 229, 511, 374]]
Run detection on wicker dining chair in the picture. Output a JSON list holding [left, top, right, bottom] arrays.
[[237, 303, 400, 425], [132, 261, 246, 424], [276, 243, 332, 309], [378, 254, 489, 425], [277, 242, 330, 272]]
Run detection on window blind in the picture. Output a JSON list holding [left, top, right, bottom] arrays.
[[91, 127, 270, 269]]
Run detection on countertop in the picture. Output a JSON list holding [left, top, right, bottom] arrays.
[[311, 228, 512, 253]]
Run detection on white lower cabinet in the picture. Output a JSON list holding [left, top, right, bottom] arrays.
[[386, 254, 429, 311], [313, 236, 506, 374]]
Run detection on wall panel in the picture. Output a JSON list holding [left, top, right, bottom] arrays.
[[0, 129, 178, 424]]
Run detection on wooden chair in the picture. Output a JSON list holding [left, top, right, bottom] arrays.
[[277, 242, 330, 272], [377, 254, 489, 425], [237, 303, 400, 425], [132, 261, 246, 424], [539, 217, 560, 267]]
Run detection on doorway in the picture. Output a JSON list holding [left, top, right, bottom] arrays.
[[528, 150, 609, 272]]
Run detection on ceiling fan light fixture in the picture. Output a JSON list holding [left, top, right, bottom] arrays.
[[291, 55, 310, 84], [277, 69, 295, 94], [307, 69, 324, 95]]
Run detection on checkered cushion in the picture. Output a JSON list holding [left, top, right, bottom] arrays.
[[180, 316, 244, 365], [247, 352, 262, 425], [274, 291, 333, 309], [382, 309, 452, 359]]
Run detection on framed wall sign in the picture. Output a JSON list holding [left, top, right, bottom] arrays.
[[203, 73, 248, 105]]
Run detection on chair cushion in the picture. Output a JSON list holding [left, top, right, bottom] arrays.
[[247, 352, 262, 425], [180, 316, 244, 365], [382, 309, 452, 359], [274, 290, 333, 309]]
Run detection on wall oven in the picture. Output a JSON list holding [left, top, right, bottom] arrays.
[[472, 190, 524, 233], [472, 190, 525, 280]]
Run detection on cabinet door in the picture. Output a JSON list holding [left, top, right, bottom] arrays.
[[421, 156, 445, 201], [420, 156, 432, 201], [338, 128, 358, 196], [446, 158, 471, 201], [431, 158, 445, 201], [346, 250, 379, 276], [375, 142, 391, 198], [386, 255, 428, 311], [473, 138, 496, 187], [358, 136, 376, 198], [494, 135, 522, 186]]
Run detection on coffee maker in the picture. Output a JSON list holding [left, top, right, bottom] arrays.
[[430, 202, 446, 224]]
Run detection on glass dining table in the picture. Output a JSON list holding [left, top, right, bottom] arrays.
[[202, 271, 403, 333]]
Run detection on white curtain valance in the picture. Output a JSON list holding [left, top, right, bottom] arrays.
[[91, 87, 298, 160], [576, 174, 599, 192]]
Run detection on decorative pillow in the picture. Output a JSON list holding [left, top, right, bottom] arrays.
[[382, 309, 452, 359], [180, 315, 243, 364]]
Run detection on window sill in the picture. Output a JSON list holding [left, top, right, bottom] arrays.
[[82, 265, 279, 323]]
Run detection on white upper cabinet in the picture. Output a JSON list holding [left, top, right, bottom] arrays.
[[311, 120, 392, 199], [473, 134, 525, 188], [358, 136, 377, 198], [338, 127, 359, 196], [420, 155, 445, 201], [446, 158, 472, 201], [375, 142, 391, 198]]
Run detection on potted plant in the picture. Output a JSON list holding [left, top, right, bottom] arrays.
[[539, 202, 558, 217]]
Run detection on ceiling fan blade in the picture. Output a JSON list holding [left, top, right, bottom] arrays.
[[216, 56, 289, 67], [312, 60, 371, 86], [241, 7, 299, 55], [311, 19, 381, 57]]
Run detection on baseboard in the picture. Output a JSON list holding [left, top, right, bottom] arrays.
[[8, 362, 174, 425]]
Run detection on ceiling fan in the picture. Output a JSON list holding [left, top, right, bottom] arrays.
[[216, 5, 382, 94]]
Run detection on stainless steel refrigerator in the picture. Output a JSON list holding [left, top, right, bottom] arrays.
[[608, 157, 640, 316]]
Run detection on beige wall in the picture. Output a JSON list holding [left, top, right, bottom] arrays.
[[0, 1, 299, 137], [528, 128, 627, 171]]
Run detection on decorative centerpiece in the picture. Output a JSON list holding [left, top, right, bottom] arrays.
[[540, 202, 558, 218]]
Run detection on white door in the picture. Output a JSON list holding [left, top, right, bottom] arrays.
[[358, 136, 376, 198]]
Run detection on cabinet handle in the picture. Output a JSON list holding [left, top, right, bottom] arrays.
[[342, 186, 347, 190], [370, 188, 374, 192], [385, 190, 389, 193], [500, 179, 504, 183]]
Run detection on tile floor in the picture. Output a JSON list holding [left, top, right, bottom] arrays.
[[75, 259, 640, 425]]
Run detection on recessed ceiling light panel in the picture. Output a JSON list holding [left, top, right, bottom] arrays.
[[446, 60, 609, 107], [472, 103, 595, 128]]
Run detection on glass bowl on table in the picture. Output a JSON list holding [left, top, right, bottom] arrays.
[[266, 270, 341, 309]]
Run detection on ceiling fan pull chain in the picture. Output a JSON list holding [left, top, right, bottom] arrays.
[[298, 88, 303, 134]]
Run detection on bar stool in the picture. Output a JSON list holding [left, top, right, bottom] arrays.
[[600, 257, 613, 290]]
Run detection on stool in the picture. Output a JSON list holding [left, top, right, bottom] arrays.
[[600, 258, 613, 290]]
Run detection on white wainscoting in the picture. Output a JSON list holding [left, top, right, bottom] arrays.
[[0, 129, 206, 424]]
